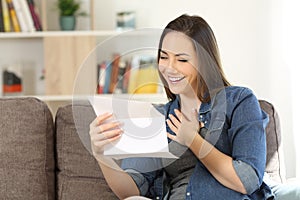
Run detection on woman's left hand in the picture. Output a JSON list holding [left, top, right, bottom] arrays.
[[166, 109, 201, 147]]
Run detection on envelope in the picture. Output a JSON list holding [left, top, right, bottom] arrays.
[[89, 96, 177, 159]]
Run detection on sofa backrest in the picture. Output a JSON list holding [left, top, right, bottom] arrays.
[[259, 100, 286, 183], [55, 101, 118, 200], [0, 98, 55, 200]]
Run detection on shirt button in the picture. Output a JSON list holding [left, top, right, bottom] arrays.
[[186, 192, 191, 196], [156, 197, 160, 199], [204, 120, 207, 124], [200, 115, 203, 119]]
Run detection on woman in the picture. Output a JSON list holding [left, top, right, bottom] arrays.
[[89, 14, 274, 199]]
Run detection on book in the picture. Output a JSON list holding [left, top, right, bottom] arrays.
[[108, 53, 120, 93], [121, 60, 132, 93], [103, 61, 112, 94], [1, 0, 10, 32], [128, 55, 159, 94], [26, 0, 42, 31], [12, 0, 28, 32], [19, 0, 35, 32], [0, 0, 4, 32], [97, 61, 107, 94], [114, 60, 127, 94], [6, 0, 21, 32]]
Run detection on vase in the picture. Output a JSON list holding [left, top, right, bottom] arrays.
[[59, 16, 76, 31]]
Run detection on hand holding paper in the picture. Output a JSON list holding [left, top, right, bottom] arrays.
[[89, 96, 177, 159]]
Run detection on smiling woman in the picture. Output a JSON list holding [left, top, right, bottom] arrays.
[[89, 14, 278, 200]]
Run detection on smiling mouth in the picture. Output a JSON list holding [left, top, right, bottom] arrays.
[[168, 76, 185, 83]]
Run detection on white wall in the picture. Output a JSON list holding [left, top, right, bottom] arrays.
[[94, 0, 297, 178], [282, 0, 300, 178]]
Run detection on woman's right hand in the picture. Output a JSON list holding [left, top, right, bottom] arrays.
[[89, 112, 123, 159]]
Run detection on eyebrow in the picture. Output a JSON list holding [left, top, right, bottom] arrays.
[[160, 50, 191, 57]]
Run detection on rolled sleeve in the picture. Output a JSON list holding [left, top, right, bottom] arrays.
[[228, 88, 269, 185], [125, 168, 149, 196], [121, 157, 162, 196], [233, 160, 260, 194]]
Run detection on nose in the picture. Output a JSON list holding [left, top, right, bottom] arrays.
[[166, 57, 177, 71]]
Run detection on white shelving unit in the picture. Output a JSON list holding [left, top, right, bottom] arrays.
[[0, 0, 163, 114], [0, 30, 122, 98], [0, 30, 126, 38]]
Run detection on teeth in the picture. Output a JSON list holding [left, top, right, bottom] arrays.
[[169, 76, 184, 82]]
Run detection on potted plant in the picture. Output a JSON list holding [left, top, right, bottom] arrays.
[[57, 0, 86, 31]]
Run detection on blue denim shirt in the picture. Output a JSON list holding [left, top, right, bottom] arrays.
[[122, 86, 274, 200]]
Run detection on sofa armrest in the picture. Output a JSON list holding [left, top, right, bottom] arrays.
[[259, 100, 286, 183]]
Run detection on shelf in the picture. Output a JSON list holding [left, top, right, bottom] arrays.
[[0, 31, 117, 39], [1, 94, 168, 104], [0, 29, 161, 39]]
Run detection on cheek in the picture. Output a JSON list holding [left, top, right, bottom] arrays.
[[158, 63, 166, 73], [186, 66, 198, 81]]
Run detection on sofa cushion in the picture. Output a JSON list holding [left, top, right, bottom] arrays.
[[55, 101, 118, 200], [259, 100, 286, 183], [0, 97, 55, 200]]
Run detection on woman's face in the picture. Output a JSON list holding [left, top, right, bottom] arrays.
[[158, 31, 198, 95]]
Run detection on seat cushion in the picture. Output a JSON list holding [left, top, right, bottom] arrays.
[[259, 100, 286, 183], [0, 97, 55, 200], [55, 101, 118, 200]]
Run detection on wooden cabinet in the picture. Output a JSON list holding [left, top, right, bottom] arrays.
[[43, 34, 96, 95]]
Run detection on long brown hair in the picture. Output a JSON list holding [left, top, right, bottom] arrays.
[[158, 14, 230, 102]]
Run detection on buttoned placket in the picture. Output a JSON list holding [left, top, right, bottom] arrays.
[[185, 191, 192, 200]]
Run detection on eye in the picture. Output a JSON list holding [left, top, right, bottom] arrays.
[[160, 56, 168, 60], [178, 59, 188, 62]]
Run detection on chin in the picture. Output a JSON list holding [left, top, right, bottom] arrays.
[[169, 87, 185, 95]]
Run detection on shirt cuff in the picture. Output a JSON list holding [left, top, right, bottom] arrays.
[[124, 168, 149, 196], [232, 160, 260, 194]]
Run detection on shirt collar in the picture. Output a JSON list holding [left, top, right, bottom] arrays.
[[174, 95, 213, 114]]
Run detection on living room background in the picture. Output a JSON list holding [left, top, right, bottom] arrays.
[[0, 0, 298, 179]]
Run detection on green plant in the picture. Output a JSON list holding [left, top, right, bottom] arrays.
[[57, 0, 86, 16]]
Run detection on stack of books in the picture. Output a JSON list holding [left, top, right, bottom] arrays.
[[0, 0, 42, 33], [97, 53, 160, 95]]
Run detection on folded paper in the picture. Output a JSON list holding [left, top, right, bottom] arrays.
[[89, 96, 177, 159]]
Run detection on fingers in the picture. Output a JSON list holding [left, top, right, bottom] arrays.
[[166, 118, 177, 134], [167, 132, 177, 142], [167, 108, 200, 146], [167, 109, 182, 129], [174, 109, 183, 121], [98, 121, 122, 134], [200, 121, 204, 128], [90, 112, 113, 127], [90, 114, 123, 157], [90, 113, 123, 145], [93, 133, 122, 154], [92, 128, 123, 141]]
